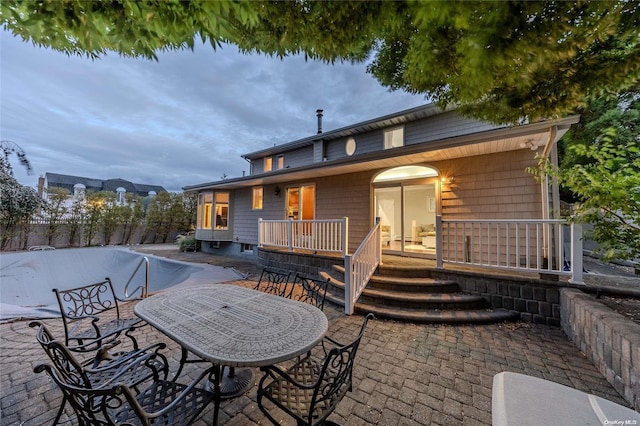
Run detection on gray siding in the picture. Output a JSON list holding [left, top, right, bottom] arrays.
[[251, 111, 498, 171], [405, 111, 495, 146], [435, 150, 542, 219], [313, 141, 324, 163], [281, 145, 314, 169], [250, 146, 314, 175], [198, 151, 543, 248], [315, 172, 376, 253], [324, 131, 380, 160], [231, 185, 285, 244]]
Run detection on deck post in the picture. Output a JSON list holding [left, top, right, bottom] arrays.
[[287, 218, 293, 252], [436, 215, 444, 269], [569, 223, 584, 284], [344, 254, 353, 315], [258, 218, 263, 248], [342, 217, 349, 256]]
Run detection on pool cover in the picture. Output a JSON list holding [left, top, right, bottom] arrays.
[[0, 247, 243, 321]]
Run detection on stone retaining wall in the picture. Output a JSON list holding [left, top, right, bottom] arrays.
[[257, 249, 338, 276], [561, 288, 640, 411], [428, 269, 568, 327]]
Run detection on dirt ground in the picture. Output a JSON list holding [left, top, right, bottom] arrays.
[[131, 245, 640, 326]]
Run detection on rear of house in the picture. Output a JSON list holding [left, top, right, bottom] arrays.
[[184, 104, 579, 278]]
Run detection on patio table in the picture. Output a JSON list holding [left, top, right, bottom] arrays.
[[134, 283, 328, 425]]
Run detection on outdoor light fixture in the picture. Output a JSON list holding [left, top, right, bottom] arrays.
[[274, 186, 281, 196], [441, 176, 455, 184]]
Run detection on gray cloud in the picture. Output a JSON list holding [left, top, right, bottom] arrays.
[[1, 31, 426, 192]]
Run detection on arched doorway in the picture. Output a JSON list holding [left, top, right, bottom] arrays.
[[373, 166, 440, 257]]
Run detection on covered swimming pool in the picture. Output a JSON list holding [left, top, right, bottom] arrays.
[[0, 247, 243, 321]]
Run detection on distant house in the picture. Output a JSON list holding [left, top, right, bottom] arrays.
[[38, 172, 166, 206], [184, 104, 583, 288]]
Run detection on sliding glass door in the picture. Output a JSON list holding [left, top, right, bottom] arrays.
[[373, 167, 439, 257]]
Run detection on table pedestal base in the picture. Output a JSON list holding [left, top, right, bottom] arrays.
[[207, 367, 255, 400]]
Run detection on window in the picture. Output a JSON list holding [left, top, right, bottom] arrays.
[[252, 187, 263, 210], [276, 155, 284, 170], [384, 126, 404, 149], [286, 184, 315, 220], [345, 137, 356, 156], [198, 193, 213, 229], [214, 192, 229, 229], [264, 157, 273, 172], [241, 243, 254, 253]]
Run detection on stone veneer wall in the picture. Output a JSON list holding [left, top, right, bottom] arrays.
[[259, 248, 568, 327], [561, 288, 640, 411], [257, 249, 338, 277], [427, 268, 567, 327]]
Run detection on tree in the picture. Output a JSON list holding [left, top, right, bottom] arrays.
[[549, 87, 640, 261], [100, 193, 120, 245], [0, 173, 42, 249], [0, 140, 42, 250], [83, 191, 108, 246], [41, 186, 69, 246], [1, 140, 33, 177], [562, 134, 640, 261], [2, 1, 638, 123], [368, 1, 640, 123], [66, 197, 85, 247]]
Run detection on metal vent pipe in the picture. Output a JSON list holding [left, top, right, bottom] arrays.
[[316, 109, 323, 134]]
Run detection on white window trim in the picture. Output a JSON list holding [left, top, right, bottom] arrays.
[[384, 125, 404, 149], [252, 186, 263, 210]]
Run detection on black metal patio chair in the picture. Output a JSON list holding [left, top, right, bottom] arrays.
[[290, 272, 330, 310], [35, 362, 215, 426], [254, 268, 292, 298], [30, 320, 168, 425], [257, 313, 374, 426], [52, 277, 145, 354]]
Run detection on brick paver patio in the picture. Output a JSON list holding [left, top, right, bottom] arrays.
[[0, 277, 631, 425]]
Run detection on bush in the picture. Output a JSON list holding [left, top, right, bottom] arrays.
[[178, 235, 198, 252]]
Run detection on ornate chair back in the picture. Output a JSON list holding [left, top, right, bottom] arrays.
[[31, 321, 92, 388], [254, 268, 292, 298], [308, 313, 373, 423], [52, 277, 142, 351], [34, 362, 214, 426], [291, 273, 329, 310], [257, 313, 374, 426]]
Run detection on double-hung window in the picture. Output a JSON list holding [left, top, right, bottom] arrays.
[[264, 157, 273, 172], [384, 126, 404, 149], [252, 187, 263, 210], [198, 193, 213, 229], [215, 193, 229, 229]]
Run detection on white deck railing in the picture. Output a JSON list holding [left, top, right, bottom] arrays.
[[437, 217, 583, 284], [344, 223, 382, 315], [258, 218, 348, 256], [259, 216, 584, 316]]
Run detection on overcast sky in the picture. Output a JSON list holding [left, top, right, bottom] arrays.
[[1, 30, 427, 193]]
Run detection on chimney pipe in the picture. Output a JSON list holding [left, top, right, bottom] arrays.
[[316, 109, 323, 134]]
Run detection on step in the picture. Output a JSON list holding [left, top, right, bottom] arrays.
[[367, 275, 459, 293], [377, 264, 437, 279], [355, 304, 520, 324], [357, 288, 488, 310], [331, 263, 442, 281], [322, 271, 459, 295]]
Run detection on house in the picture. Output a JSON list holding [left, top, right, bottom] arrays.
[[184, 104, 583, 314], [39, 172, 166, 206]]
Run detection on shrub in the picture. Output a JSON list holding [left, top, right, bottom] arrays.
[[178, 235, 198, 252]]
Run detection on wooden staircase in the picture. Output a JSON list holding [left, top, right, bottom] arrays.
[[321, 263, 519, 324]]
